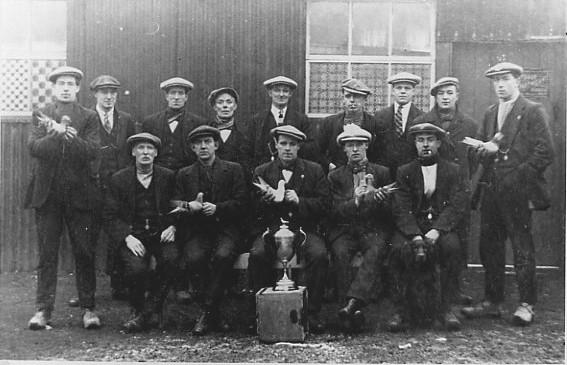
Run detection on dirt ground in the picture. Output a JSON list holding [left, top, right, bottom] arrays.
[[0, 268, 564, 363]]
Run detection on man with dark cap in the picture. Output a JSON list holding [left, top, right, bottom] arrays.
[[327, 124, 393, 332], [248, 76, 321, 169], [318, 78, 377, 172], [462, 62, 554, 326], [103, 133, 178, 332], [172, 125, 247, 335], [374, 72, 425, 177], [388, 123, 469, 332], [248, 125, 329, 333], [142, 77, 207, 171], [26, 66, 101, 330], [411, 77, 479, 305]]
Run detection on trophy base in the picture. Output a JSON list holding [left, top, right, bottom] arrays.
[[273, 277, 297, 291]]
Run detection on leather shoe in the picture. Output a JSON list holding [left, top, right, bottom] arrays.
[[512, 303, 534, 326], [192, 311, 210, 336], [68, 297, 80, 307], [461, 301, 502, 319], [338, 298, 361, 317], [308, 313, 326, 334], [351, 310, 365, 332], [387, 313, 408, 332], [28, 311, 51, 330], [443, 311, 461, 331], [123, 312, 147, 333], [456, 292, 473, 306], [82, 309, 101, 329]]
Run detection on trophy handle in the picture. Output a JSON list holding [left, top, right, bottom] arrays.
[[261, 227, 270, 242], [298, 227, 307, 248]]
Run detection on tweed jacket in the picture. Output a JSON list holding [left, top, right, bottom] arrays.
[[326, 162, 393, 243], [174, 158, 247, 240], [252, 158, 329, 233], [476, 95, 554, 209], [373, 103, 424, 174], [317, 111, 377, 169], [25, 101, 100, 210], [393, 159, 469, 238], [103, 165, 176, 243]]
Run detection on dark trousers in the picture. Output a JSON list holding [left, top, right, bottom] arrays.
[[389, 231, 461, 314], [34, 195, 97, 312], [330, 228, 388, 305], [180, 231, 238, 309], [249, 231, 328, 313], [120, 232, 179, 313], [480, 186, 536, 305]]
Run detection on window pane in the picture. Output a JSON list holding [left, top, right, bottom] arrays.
[[308, 62, 349, 114], [31, 1, 67, 55], [392, 2, 432, 56], [391, 63, 431, 111], [352, 2, 389, 56], [0, 1, 31, 55], [351, 63, 390, 112], [309, 1, 348, 55]]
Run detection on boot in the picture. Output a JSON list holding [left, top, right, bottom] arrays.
[[192, 310, 211, 336]]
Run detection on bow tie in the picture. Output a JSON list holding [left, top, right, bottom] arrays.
[[348, 160, 368, 174]]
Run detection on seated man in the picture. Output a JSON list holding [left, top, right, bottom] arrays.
[[173, 125, 247, 335], [248, 125, 329, 333], [102, 133, 178, 333], [389, 123, 469, 332], [327, 124, 393, 332]]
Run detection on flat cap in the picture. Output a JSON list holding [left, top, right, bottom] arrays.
[[336, 123, 372, 145], [407, 122, 446, 138], [48, 66, 84, 83], [342, 78, 372, 95], [263, 76, 298, 89], [430, 77, 459, 96], [160, 77, 194, 91], [89, 75, 121, 90], [484, 62, 523, 78], [207, 87, 239, 106], [270, 125, 306, 142], [127, 132, 161, 150], [187, 125, 220, 142], [387, 72, 421, 86]]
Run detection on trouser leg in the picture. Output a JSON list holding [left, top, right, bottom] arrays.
[[331, 235, 357, 303], [248, 235, 277, 293], [120, 243, 151, 313], [388, 232, 409, 317], [347, 232, 387, 305], [437, 232, 461, 312], [300, 233, 328, 314]]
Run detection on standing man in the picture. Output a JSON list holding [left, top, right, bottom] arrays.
[[318, 78, 377, 171], [249, 76, 321, 169], [374, 72, 424, 177], [90, 74, 136, 301], [26, 66, 101, 330], [389, 123, 469, 332], [249, 125, 329, 332], [173, 126, 247, 335], [327, 124, 393, 332], [411, 77, 479, 304], [462, 62, 554, 325], [142, 77, 207, 171], [103, 133, 178, 332]]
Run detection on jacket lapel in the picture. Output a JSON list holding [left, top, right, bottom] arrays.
[[288, 159, 306, 193], [499, 96, 525, 149]]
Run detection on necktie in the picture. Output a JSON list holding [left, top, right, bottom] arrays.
[[103, 112, 112, 133], [277, 110, 284, 125], [394, 104, 404, 137]]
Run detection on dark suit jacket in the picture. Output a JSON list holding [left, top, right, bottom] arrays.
[[142, 108, 207, 168], [477, 95, 554, 209], [174, 158, 247, 240], [374, 103, 424, 175], [209, 120, 253, 182], [248, 108, 321, 168], [327, 162, 393, 242], [25, 102, 100, 210], [253, 158, 329, 233], [411, 106, 479, 180], [393, 159, 469, 237], [102, 165, 176, 243], [317, 111, 377, 169]]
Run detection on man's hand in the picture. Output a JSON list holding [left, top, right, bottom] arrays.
[[424, 229, 440, 244], [284, 189, 299, 205], [64, 126, 78, 140], [160, 225, 176, 243], [125, 235, 145, 257], [374, 186, 388, 201], [354, 185, 367, 207], [260, 188, 276, 202], [202, 202, 217, 216], [477, 141, 499, 157]]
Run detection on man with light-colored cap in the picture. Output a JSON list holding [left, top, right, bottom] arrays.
[[411, 76, 479, 306], [318, 78, 378, 172], [26, 65, 102, 331], [248, 124, 329, 333], [462, 62, 554, 326], [388, 122, 468, 332], [142, 76, 206, 171], [326, 124, 393, 333], [171, 125, 247, 335], [249, 75, 321, 168], [374, 71, 425, 177], [102, 132, 179, 333]]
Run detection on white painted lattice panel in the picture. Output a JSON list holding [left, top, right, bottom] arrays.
[[0, 59, 31, 113]]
